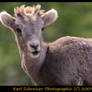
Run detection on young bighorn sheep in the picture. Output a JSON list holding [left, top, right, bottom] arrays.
[[0, 4, 92, 86]]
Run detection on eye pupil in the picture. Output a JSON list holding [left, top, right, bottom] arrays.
[[16, 28, 21, 33], [42, 28, 44, 31]]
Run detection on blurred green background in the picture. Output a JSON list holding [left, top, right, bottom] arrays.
[[0, 2, 92, 85]]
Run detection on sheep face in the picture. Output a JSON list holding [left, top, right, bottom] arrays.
[[0, 5, 58, 58]]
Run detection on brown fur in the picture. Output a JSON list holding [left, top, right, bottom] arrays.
[[21, 36, 92, 85], [14, 5, 45, 18]]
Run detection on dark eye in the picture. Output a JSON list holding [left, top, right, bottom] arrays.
[[16, 28, 22, 34], [42, 27, 44, 31]]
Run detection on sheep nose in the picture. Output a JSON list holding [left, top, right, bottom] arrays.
[[30, 44, 39, 49]]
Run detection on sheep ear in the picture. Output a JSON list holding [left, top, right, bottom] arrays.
[[0, 11, 15, 28], [42, 9, 58, 27]]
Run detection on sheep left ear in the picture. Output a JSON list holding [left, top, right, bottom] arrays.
[[0, 11, 15, 28], [42, 9, 58, 27]]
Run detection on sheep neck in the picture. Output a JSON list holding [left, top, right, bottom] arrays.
[[21, 41, 48, 80]]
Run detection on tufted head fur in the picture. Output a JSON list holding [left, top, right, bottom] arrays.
[[14, 5, 45, 18]]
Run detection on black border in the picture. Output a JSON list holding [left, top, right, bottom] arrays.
[[0, 1, 92, 91], [1, 86, 92, 92], [0, 0, 92, 2]]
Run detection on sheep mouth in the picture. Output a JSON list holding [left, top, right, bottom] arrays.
[[31, 50, 40, 56]]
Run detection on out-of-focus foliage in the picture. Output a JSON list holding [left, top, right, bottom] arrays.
[[0, 2, 92, 85]]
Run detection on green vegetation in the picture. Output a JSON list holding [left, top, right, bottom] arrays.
[[0, 2, 92, 85]]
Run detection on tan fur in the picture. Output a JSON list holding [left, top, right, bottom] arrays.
[[14, 4, 45, 18]]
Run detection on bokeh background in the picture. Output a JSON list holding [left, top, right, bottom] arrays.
[[0, 2, 92, 85]]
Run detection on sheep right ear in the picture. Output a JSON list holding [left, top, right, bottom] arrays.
[[42, 9, 58, 27], [0, 11, 15, 28]]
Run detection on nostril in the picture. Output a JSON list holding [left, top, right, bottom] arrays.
[[30, 44, 39, 49]]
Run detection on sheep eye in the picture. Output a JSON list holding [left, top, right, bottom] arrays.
[[16, 28, 22, 33], [42, 27, 44, 31]]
